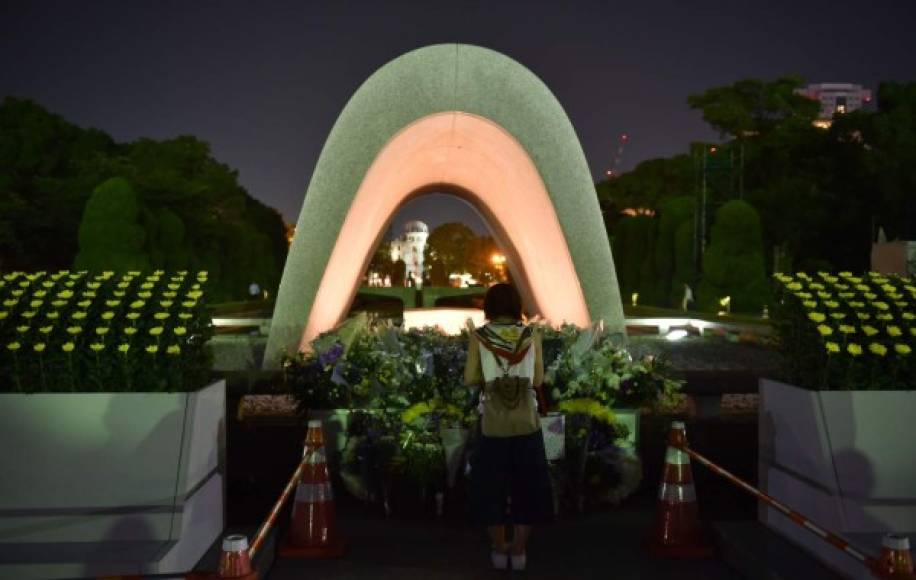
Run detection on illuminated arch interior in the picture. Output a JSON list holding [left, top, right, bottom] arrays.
[[300, 111, 590, 349]]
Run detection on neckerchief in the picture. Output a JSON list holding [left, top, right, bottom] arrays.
[[474, 322, 534, 365]]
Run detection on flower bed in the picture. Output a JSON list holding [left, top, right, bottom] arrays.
[[1, 270, 213, 392], [281, 316, 683, 515], [772, 271, 914, 390]]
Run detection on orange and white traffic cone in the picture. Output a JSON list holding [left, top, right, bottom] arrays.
[[871, 534, 916, 579], [279, 419, 345, 558], [647, 420, 714, 558], [185, 534, 258, 579]]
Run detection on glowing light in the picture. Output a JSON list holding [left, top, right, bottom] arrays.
[[631, 292, 639, 307], [665, 329, 689, 341], [402, 308, 486, 335]]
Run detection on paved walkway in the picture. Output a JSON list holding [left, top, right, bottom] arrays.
[[268, 498, 740, 579]]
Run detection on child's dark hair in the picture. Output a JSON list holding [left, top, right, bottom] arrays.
[[483, 283, 522, 321]]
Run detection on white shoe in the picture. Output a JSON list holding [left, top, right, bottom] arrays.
[[510, 552, 526, 571], [491, 550, 509, 570]]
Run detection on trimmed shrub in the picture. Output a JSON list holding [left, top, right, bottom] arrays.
[[653, 196, 695, 307], [74, 178, 150, 272], [698, 200, 769, 313]]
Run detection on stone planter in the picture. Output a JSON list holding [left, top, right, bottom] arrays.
[[759, 378, 916, 579], [0, 380, 226, 580]]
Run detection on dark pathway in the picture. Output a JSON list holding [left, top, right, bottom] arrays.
[[268, 500, 740, 580]]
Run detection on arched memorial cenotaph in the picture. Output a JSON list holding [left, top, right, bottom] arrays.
[[264, 44, 625, 368]]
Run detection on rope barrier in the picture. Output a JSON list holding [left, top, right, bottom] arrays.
[[675, 443, 880, 569], [248, 455, 308, 560]]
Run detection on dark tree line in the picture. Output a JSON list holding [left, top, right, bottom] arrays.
[[601, 79, 916, 312], [0, 98, 288, 301]]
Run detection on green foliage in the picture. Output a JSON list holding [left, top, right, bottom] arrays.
[[687, 76, 820, 138], [74, 178, 150, 272], [423, 222, 475, 279], [596, 154, 694, 220], [611, 215, 658, 304], [672, 221, 697, 305], [698, 200, 769, 313], [0, 98, 288, 301], [653, 196, 695, 306]]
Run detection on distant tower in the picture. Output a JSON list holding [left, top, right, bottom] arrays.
[[389, 220, 429, 287]]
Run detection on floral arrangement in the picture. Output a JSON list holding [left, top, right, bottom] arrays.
[[1, 270, 212, 392], [773, 271, 915, 390], [545, 324, 683, 410]]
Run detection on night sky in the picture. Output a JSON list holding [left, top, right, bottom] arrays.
[[3, 0, 915, 233]]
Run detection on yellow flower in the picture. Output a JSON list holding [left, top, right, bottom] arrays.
[[30, 299, 43, 308], [154, 312, 170, 320], [847, 343, 863, 356], [39, 325, 52, 334], [3, 299, 18, 307], [105, 300, 120, 307], [187, 290, 203, 300], [90, 343, 105, 352], [864, 293, 878, 301], [824, 300, 840, 309], [95, 327, 109, 336], [868, 343, 887, 356], [149, 327, 164, 336], [57, 290, 73, 299], [113, 291, 125, 297], [897, 301, 909, 309], [62, 342, 75, 353], [807, 312, 826, 323], [911, 328, 916, 337], [862, 326, 879, 337], [839, 325, 856, 334], [803, 300, 818, 309], [87, 282, 100, 289], [830, 313, 846, 320], [66, 326, 82, 335], [182, 300, 196, 308], [126, 312, 140, 320], [52, 300, 67, 307], [138, 291, 152, 299], [0, 311, 7, 320], [82, 291, 96, 298], [102, 311, 115, 320], [163, 291, 177, 298], [118, 343, 130, 354], [817, 325, 834, 337], [124, 327, 138, 336], [6, 341, 21, 351], [849, 301, 865, 309], [141, 283, 154, 290], [856, 284, 870, 292], [825, 342, 840, 354], [873, 301, 889, 311], [166, 344, 181, 355], [817, 291, 832, 299], [904, 313, 916, 321], [160, 300, 173, 308], [887, 326, 902, 337], [145, 345, 158, 354], [809, 283, 825, 290], [173, 327, 187, 336], [21, 310, 36, 319], [16, 325, 29, 333], [72, 311, 87, 320], [130, 300, 145, 309], [33, 343, 46, 353], [178, 313, 193, 320], [117, 282, 130, 289], [877, 313, 893, 321], [894, 344, 911, 356], [10, 289, 24, 297], [46, 311, 59, 319]]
